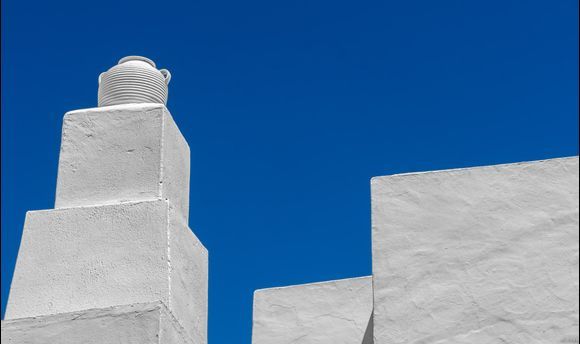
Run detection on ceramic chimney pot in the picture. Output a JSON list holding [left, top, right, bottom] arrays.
[[98, 56, 171, 107]]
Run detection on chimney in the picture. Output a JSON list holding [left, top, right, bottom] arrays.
[[2, 57, 207, 344]]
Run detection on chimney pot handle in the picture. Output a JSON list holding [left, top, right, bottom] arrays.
[[160, 69, 171, 85]]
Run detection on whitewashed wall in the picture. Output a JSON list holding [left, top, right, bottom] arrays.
[[252, 277, 373, 344], [371, 157, 579, 344]]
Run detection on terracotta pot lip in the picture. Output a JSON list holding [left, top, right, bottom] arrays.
[[118, 56, 156, 68]]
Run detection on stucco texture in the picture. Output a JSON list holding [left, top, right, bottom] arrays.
[[55, 104, 190, 223], [1, 302, 192, 344], [5, 200, 208, 344], [371, 157, 579, 344], [252, 276, 373, 344]]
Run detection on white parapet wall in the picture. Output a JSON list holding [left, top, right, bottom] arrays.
[[371, 157, 579, 344], [252, 276, 373, 344], [2, 104, 207, 344]]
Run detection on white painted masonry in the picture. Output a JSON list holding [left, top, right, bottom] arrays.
[[252, 277, 373, 344], [55, 103, 190, 222], [371, 157, 579, 344], [1, 302, 192, 344], [5, 200, 207, 343], [251, 157, 578, 344], [2, 104, 207, 344], [1, 99, 577, 343]]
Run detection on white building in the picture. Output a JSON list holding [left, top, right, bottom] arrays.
[[1, 62, 578, 343]]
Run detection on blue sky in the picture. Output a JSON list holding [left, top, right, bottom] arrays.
[[1, 0, 578, 342]]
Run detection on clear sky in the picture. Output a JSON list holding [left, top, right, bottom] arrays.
[[1, 0, 578, 342]]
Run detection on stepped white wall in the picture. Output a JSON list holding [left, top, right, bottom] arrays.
[[2, 104, 207, 344], [252, 157, 578, 344], [3, 102, 577, 344]]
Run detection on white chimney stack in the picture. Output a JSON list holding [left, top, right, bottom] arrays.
[[2, 60, 206, 344]]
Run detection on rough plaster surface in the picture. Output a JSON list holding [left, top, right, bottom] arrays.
[[371, 157, 579, 344], [5, 200, 208, 344], [252, 276, 373, 344], [55, 104, 190, 222], [1, 302, 192, 344]]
